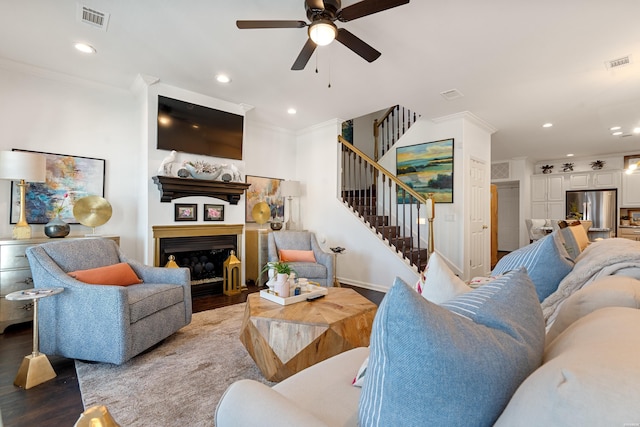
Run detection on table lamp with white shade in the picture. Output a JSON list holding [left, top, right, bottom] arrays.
[[0, 151, 46, 239], [280, 180, 300, 231]]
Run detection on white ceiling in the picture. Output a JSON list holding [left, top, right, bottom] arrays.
[[1, 0, 640, 162]]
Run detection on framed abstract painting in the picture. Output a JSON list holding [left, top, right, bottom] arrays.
[[245, 175, 284, 223], [10, 149, 106, 224], [396, 138, 454, 203]]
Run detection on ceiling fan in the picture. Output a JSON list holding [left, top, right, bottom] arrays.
[[236, 0, 410, 70]]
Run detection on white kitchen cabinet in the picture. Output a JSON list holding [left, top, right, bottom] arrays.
[[531, 175, 564, 218], [567, 170, 620, 190], [568, 173, 589, 190], [592, 170, 620, 188], [622, 172, 640, 207]]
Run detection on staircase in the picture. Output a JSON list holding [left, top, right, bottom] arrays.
[[339, 136, 430, 272], [374, 105, 420, 160]]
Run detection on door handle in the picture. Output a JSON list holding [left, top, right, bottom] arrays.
[[482, 225, 488, 229]]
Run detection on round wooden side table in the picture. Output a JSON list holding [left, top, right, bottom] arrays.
[[6, 287, 64, 389]]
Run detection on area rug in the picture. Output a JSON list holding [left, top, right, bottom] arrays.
[[75, 303, 273, 427]]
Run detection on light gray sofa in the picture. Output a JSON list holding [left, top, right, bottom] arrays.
[[217, 238, 640, 426], [26, 238, 192, 365], [267, 231, 335, 287]]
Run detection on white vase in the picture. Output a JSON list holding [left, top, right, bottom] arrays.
[[274, 273, 289, 297]]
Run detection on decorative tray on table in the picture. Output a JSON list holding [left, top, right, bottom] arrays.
[[259, 283, 328, 306]]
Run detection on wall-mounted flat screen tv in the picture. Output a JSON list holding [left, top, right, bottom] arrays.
[[157, 95, 244, 160]]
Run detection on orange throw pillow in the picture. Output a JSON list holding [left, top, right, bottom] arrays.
[[278, 249, 317, 263], [68, 263, 143, 286]]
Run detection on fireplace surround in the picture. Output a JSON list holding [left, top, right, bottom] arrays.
[[152, 224, 244, 295]]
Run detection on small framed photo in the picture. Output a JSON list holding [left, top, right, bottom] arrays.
[[629, 209, 640, 226], [175, 203, 197, 221], [204, 204, 224, 221]]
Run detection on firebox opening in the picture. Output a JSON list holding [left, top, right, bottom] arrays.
[[159, 235, 237, 297]]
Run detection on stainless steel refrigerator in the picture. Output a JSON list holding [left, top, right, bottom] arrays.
[[565, 189, 617, 237]]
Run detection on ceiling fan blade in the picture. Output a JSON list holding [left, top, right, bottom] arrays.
[[236, 20, 307, 29], [291, 38, 317, 70], [335, 28, 381, 62], [306, 0, 325, 12], [338, 0, 410, 22]]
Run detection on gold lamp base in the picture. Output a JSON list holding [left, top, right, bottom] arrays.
[[12, 223, 32, 240], [14, 352, 57, 389]]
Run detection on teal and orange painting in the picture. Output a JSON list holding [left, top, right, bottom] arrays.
[[396, 139, 453, 203]]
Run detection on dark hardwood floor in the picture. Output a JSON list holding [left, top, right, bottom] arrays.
[[0, 283, 384, 427]]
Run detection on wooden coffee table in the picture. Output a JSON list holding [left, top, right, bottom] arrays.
[[240, 287, 377, 382]]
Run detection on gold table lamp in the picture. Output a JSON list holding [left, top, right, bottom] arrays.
[[0, 151, 46, 239]]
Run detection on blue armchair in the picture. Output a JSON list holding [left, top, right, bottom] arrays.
[[267, 231, 335, 287], [26, 238, 191, 365]]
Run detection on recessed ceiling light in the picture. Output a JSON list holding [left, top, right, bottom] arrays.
[[634, 127, 640, 134], [542, 123, 553, 128], [215, 74, 231, 84], [612, 131, 623, 136], [74, 42, 96, 54], [610, 126, 621, 131], [566, 153, 574, 157], [287, 108, 297, 115]]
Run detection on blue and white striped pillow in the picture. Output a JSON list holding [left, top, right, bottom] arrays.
[[359, 269, 545, 427], [491, 232, 574, 301]]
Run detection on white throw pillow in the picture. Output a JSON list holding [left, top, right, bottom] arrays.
[[415, 251, 471, 303]]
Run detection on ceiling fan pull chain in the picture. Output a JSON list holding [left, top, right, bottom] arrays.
[[315, 49, 319, 73], [328, 46, 332, 88]]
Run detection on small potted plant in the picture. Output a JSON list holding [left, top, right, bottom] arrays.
[[261, 261, 297, 296], [621, 215, 630, 226], [541, 164, 554, 174]]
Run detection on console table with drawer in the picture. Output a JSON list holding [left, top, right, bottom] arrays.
[[0, 235, 120, 333]]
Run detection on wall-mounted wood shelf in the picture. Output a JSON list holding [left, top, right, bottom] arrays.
[[152, 176, 250, 204]]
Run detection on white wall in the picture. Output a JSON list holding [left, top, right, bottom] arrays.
[[0, 61, 140, 255]]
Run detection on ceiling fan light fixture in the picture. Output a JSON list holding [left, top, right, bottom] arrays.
[[308, 20, 337, 46]]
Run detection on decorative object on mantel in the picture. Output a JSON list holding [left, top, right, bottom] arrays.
[[541, 164, 554, 174], [151, 176, 250, 204], [73, 196, 113, 236], [590, 160, 605, 170], [157, 150, 177, 176], [561, 163, 574, 172], [183, 160, 242, 182]]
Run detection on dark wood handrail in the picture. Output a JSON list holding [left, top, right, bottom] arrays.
[[338, 135, 427, 204]]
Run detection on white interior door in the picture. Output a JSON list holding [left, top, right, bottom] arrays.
[[469, 158, 488, 277]]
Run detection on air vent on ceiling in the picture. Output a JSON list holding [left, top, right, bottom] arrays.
[[77, 4, 110, 31], [605, 55, 631, 69], [440, 89, 464, 101], [491, 162, 511, 180]]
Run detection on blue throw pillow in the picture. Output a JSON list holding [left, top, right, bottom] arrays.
[[491, 232, 574, 301], [359, 269, 545, 427]]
